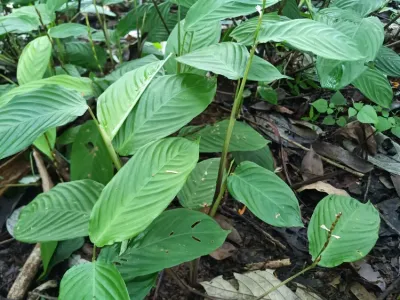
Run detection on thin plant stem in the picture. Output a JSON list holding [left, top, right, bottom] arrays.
[[92, 245, 97, 262], [209, 160, 234, 217], [92, 0, 114, 67], [211, 1, 267, 213], [0, 73, 17, 85], [87, 106, 122, 171], [133, 0, 142, 56], [151, 0, 170, 35], [177, 4, 182, 73], [85, 13, 105, 75], [0, 183, 40, 188]]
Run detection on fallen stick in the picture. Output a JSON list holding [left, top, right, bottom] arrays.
[[7, 149, 54, 300]]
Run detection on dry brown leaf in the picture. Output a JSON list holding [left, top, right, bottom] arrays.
[[214, 214, 242, 245], [0, 152, 31, 197], [245, 258, 291, 271], [350, 282, 376, 300], [297, 181, 349, 196], [209, 242, 237, 260], [352, 260, 386, 290], [301, 147, 324, 180], [334, 121, 377, 155]]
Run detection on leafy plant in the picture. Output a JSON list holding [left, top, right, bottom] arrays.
[[0, 0, 390, 298]]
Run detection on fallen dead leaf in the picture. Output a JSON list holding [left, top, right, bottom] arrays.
[[214, 214, 242, 245], [245, 258, 291, 271], [209, 242, 237, 260], [297, 181, 349, 196], [391, 175, 400, 198], [334, 121, 377, 155], [301, 147, 324, 180], [350, 282, 377, 300], [352, 260, 386, 291], [0, 152, 31, 197]]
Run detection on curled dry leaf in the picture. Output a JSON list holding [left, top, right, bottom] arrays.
[[301, 147, 324, 180], [209, 242, 237, 260], [334, 121, 377, 155], [297, 181, 349, 196], [201, 270, 322, 300], [214, 214, 242, 245], [350, 282, 377, 300], [352, 259, 386, 291]]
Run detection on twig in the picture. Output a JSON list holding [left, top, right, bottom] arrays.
[[384, 13, 400, 30], [0, 73, 17, 85], [152, 270, 164, 300], [363, 172, 372, 202], [0, 238, 14, 246], [165, 269, 221, 300], [291, 170, 346, 189], [221, 206, 287, 251], [386, 39, 400, 47], [7, 149, 54, 300], [151, 0, 170, 35], [377, 276, 400, 300]]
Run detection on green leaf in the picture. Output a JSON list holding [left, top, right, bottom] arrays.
[[258, 86, 278, 105], [376, 116, 392, 132], [176, 42, 249, 80], [64, 41, 107, 70], [165, 19, 221, 74], [348, 107, 357, 117], [144, 2, 177, 43], [391, 127, 400, 138], [282, 0, 301, 19], [49, 23, 93, 39], [103, 55, 160, 83], [233, 19, 364, 61], [40, 241, 58, 278], [227, 161, 303, 227], [15, 180, 104, 243], [353, 102, 364, 111], [336, 116, 347, 127], [169, 0, 198, 7], [178, 158, 220, 209], [232, 146, 274, 171], [352, 68, 393, 108], [0, 13, 39, 35], [17, 36, 52, 85], [14, 4, 55, 25], [375, 46, 400, 77], [330, 91, 347, 106], [331, 0, 386, 17], [115, 209, 228, 278], [71, 121, 114, 185], [316, 13, 384, 90], [312, 99, 328, 113], [0, 85, 87, 160], [46, 0, 68, 12], [356, 105, 378, 124], [248, 56, 290, 82], [97, 59, 167, 140], [113, 74, 216, 155], [89, 138, 199, 247], [81, 4, 116, 17], [308, 195, 380, 267], [39, 238, 84, 279], [0, 75, 94, 108], [184, 0, 279, 31], [59, 261, 129, 300], [125, 274, 158, 300], [33, 128, 56, 159], [57, 126, 82, 146], [181, 120, 269, 153]]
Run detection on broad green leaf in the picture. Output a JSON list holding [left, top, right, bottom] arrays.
[[375, 46, 400, 77], [125, 274, 158, 300], [59, 261, 129, 300], [145, 2, 177, 43], [14, 4, 55, 25], [169, 0, 198, 7], [33, 128, 56, 159], [376, 117, 392, 132], [0, 13, 39, 35], [258, 86, 278, 104], [57, 126, 82, 146], [39, 238, 84, 279], [17, 36, 52, 85], [40, 241, 58, 279], [232, 146, 274, 171], [308, 195, 380, 267], [55, 64, 83, 77], [176, 42, 248, 80], [113, 74, 216, 155], [165, 19, 221, 74], [64, 41, 107, 70], [71, 121, 114, 185], [331, 0, 386, 17], [184, 0, 279, 31], [104, 55, 160, 83], [282, 0, 301, 19], [0, 85, 87, 160], [232, 19, 364, 61], [115, 4, 150, 37], [181, 120, 269, 153], [316, 13, 384, 89], [312, 99, 328, 113], [330, 91, 347, 106], [227, 161, 303, 227], [177, 158, 220, 209], [81, 4, 117, 17], [15, 180, 104, 243], [248, 56, 290, 82], [49, 23, 93, 39], [89, 138, 199, 247], [115, 209, 228, 278], [0, 75, 94, 108], [352, 68, 393, 108], [356, 105, 378, 124], [46, 0, 68, 12], [97, 59, 167, 140]]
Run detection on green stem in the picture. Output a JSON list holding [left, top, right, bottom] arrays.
[[211, 0, 266, 210], [87, 106, 122, 171], [0, 73, 17, 85], [92, 245, 97, 262], [85, 13, 104, 75], [92, 0, 114, 67], [177, 4, 182, 73], [151, 0, 170, 35], [209, 160, 234, 217]]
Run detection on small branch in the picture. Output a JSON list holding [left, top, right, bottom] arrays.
[[386, 39, 400, 48], [151, 0, 170, 35], [92, 0, 114, 67], [384, 13, 400, 30], [0, 73, 17, 85], [0, 237, 14, 246]]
